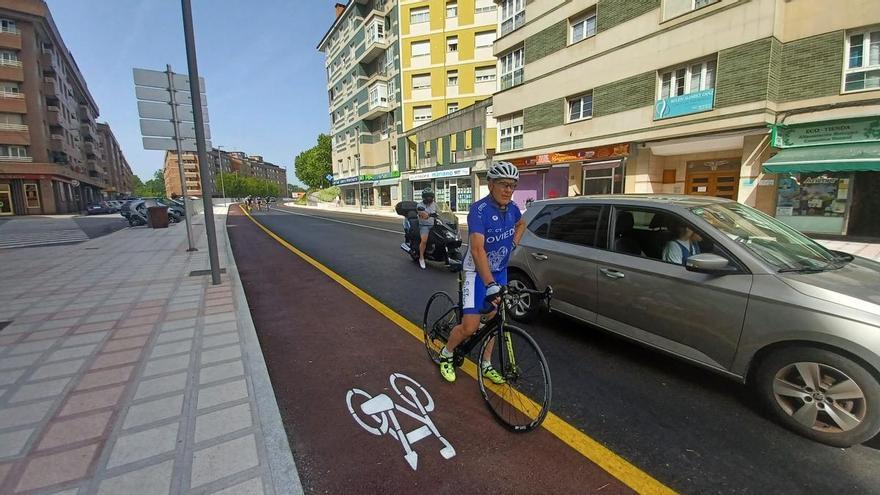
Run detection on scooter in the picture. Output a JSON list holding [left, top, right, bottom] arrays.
[[395, 201, 463, 271]]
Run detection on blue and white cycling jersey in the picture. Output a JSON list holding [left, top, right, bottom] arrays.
[[462, 196, 522, 274]]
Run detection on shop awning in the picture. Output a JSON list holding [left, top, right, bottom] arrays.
[[373, 178, 399, 187], [763, 142, 880, 174]]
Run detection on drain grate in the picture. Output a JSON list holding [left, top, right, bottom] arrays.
[[189, 268, 227, 277], [0, 321, 10, 333]]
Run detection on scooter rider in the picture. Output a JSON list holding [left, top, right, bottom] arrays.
[[416, 188, 438, 270]]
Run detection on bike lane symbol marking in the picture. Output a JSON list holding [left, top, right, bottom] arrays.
[[346, 372, 456, 471]]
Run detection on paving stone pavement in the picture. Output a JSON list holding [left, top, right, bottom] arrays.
[[0, 209, 302, 495]]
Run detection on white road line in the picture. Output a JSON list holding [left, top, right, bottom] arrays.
[[267, 206, 471, 249], [268, 206, 404, 235]]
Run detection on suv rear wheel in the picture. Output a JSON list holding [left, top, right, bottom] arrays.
[[507, 271, 537, 322], [756, 346, 880, 447]]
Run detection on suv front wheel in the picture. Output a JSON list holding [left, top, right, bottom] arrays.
[[756, 346, 880, 447]]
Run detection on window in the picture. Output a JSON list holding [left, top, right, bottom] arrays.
[[447, 102, 459, 113], [844, 29, 880, 92], [570, 10, 597, 44], [568, 93, 593, 122], [0, 50, 20, 65], [0, 19, 17, 34], [414, 106, 432, 122], [447, 70, 458, 86], [500, 0, 525, 35], [475, 31, 496, 48], [475, 66, 497, 82], [500, 48, 524, 89], [664, 0, 719, 20], [411, 40, 430, 57], [367, 17, 385, 45], [410, 7, 429, 24], [368, 83, 388, 108], [659, 59, 716, 99], [0, 113, 23, 125], [446, 1, 457, 18], [0, 81, 20, 95], [475, 0, 496, 14], [412, 73, 431, 90], [529, 205, 607, 248], [447, 36, 458, 53], [499, 114, 523, 151], [0, 144, 28, 158]]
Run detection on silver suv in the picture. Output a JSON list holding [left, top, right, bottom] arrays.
[[508, 195, 880, 447]]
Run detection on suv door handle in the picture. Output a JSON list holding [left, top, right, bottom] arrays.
[[530, 253, 549, 261], [600, 268, 625, 279]]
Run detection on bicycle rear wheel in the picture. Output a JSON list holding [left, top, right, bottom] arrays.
[[422, 291, 459, 364], [478, 325, 551, 432]]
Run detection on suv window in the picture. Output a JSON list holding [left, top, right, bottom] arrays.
[[528, 204, 607, 248]]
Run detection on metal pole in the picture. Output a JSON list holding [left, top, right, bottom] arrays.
[[216, 147, 226, 204], [356, 136, 362, 213], [166, 64, 196, 252], [181, 0, 221, 285]]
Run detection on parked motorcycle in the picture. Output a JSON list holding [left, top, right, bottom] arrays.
[[395, 201, 463, 271]]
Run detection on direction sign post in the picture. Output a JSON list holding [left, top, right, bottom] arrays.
[[166, 64, 196, 253]]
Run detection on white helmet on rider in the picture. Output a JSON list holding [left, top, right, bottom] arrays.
[[487, 161, 519, 181]]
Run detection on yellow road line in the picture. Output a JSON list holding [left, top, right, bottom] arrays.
[[240, 206, 676, 495]]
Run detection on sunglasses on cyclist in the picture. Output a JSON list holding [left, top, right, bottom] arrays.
[[493, 180, 518, 190]]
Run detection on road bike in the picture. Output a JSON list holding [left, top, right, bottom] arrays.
[[422, 269, 553, 432]]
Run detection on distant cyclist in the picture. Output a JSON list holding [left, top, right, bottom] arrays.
[[438, 162, 525, 384]]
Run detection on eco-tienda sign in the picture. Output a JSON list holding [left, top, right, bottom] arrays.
[[770, 116, 880, 148]]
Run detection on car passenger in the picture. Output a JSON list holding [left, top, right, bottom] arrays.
[[662, 222, 702, 265]]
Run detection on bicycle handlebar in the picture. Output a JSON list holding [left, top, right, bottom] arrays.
[[480, 285, 553, 314]]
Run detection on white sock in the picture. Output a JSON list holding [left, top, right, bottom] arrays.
[[481, 360, 492, 370], [440, 347, 453, 358]]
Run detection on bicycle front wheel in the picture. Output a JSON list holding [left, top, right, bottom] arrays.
[[478, 325, 551, 432], [422, 291, 459, 364]]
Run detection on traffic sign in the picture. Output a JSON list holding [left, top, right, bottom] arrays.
[[133, 68, 205, 92], [137, 101, 209, 123], [142, 137, 211, 152], [139, 119, 211, 140], [135, 86, 206, 106]]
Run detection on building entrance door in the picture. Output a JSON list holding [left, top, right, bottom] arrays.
[[685, 159, 740, 200], [0, 186, 13, 215]]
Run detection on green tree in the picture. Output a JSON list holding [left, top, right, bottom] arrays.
[[288, 183, 306, 193], [135, 170, 166, 197], [294, 133, 332, 189]]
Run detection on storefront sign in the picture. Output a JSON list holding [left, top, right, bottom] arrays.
[[24, 183, 39, 209], [408, 167, 470, 181], [771, 117, 880, 148], [334, 176, 360, 186], [510, 144, 630, 168], [654, 89, 715, 120], [361, 170, 400, 181]]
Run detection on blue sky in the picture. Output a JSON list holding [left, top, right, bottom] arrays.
[[46, 0, 340, 185]]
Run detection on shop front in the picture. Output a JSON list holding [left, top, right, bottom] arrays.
[[334, 176, 360, 206], [361, 171, 400, 207], [509, 144, 630, 204], [764, 117, 880, 237], [407, 166, 473, 212]]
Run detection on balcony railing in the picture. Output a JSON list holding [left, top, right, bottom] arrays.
[[0, 122, 27, 131], [0, 26, 20, 35], [500, 69, 524, 90], [0, 155, 31, 162], [0, 59, 22, 67], [0, 90, 23, 99], [500, 11, 525, 35]]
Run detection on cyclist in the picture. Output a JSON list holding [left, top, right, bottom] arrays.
[[438, 161, 525, 384], [416, 188, 437, 270]]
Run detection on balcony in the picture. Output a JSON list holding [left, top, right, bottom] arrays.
[[43, 77, 59, 97], [40, 50, 56, 73], [359, 16, 388, 64], [80, 122, 95, 138], [0, 122, 27, 132], [0, 91, 25, 113], [0, 28, 21, 50], [363, 82, 390, 121], [83, 141, 96, 155], [49, 134, 64, 151]]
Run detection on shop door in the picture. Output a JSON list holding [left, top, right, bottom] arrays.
[[0, 189, 13, 215], [449, 185, 457, 211], [848, 172, 880, 238], [686, 171, 739, 200]]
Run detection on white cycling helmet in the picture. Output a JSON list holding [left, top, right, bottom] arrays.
[[487, 161, 519, 181]]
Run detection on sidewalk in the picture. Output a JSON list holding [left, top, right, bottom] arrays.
[[0, 209, 301, 494]]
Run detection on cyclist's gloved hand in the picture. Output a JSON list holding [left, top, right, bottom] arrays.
[[480, 282, 502, 314]]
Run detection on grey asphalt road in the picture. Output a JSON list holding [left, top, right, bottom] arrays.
[[257, 204, 880, 494]]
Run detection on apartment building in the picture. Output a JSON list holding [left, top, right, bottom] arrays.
[[318, 1, 403, 207], [164, 151, 203, 197], [164, 149, 287, 199], [403, 97, 495, 211], [318, 0, 499, 208], [0, 0, 109, 216], [492, 0, 880, 237], [97, 122, 133, 198]]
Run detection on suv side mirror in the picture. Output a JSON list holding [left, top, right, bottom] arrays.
[[686, 253, 738, 274]]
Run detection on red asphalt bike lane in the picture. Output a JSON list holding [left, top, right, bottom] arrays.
[[227, 206, 632, 494]]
